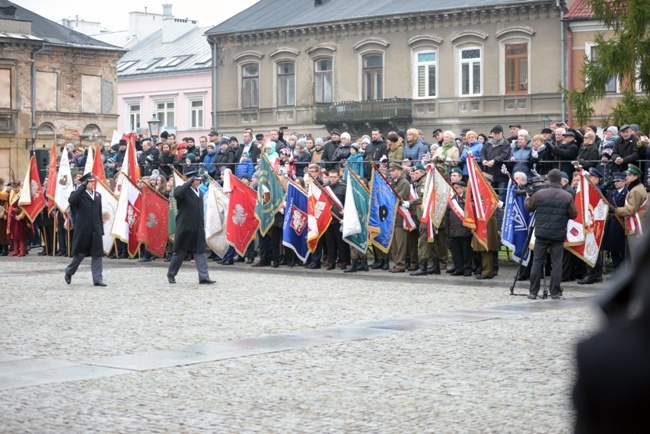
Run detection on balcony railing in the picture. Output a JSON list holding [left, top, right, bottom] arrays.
[[315, 98, 412, 124]]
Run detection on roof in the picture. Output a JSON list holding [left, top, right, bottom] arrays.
[[563, 0, 593, 20], [0, 0, 122, 50], [91, 30, 139, 49], [117, 26, 213, 78], [207, 0, 551, 36]]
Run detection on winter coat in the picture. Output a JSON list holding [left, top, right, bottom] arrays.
[[387, 141, 404, 163], [459, 140, 483, 176], [172, 179, 207, 253], [68, 185, 103, 257], [577, 143, 601, 170], [403, 138, 426, 162], [202, 150, 218, 178], [158, 151, 175, 178], [602, 186, 627, 253], [344, 154, 364, 180], [235, 159, 255, 180], [551, 140, 580, 177], [525, 182, 578, 241], [612, 135, 639, 172], [508, 141, 533, 178], [479, 137, 511, 183], [447, 193, 472, 238]]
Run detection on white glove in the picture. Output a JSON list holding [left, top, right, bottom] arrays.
[[402, 201, 410, 208], [497, 201, 504, 209]]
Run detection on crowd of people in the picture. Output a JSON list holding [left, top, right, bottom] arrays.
[[1, 121, 648, 291]]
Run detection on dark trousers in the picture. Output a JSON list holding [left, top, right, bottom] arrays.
[[450, 236, 473, 273], [259, 227, 282, 264], [325, 223, 350, 265], [530, 237, 563, 297]]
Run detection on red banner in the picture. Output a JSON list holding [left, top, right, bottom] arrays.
[[136, 184, 169, 257], [226, 174, 259, 256], [307, 181, 332, 252], [45, 142, 58, 213], [464, 154, 499, 250], [92, 144, 107, 184], [19, 156, 46, 222]]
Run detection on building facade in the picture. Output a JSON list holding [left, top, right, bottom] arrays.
[[0, 0, 123, 180], [206, 0, 567, 138]]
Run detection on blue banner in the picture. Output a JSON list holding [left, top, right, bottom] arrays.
[[282, 182, 309, 263], [501, 180, 532, 266], [368, 169, 398, 253]]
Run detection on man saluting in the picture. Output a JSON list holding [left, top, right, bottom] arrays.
[[64, 173, 106, 286]]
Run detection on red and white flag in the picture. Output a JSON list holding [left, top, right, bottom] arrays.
[[45, 142, 58, 213], [120, 133, 140, 182], [464, 154, 499, 250], [226, 174, 259, 256], [431, 166, 452, 230], [18, 156, 46, 222], [92, 145, 107, 184], [95, 180, 118, 254], [307, 181, 332, 252], [136, 184, 169, 258], [397, 204, 417, 230], [111, 175, 142, 258], [53, 149, 73, 213]]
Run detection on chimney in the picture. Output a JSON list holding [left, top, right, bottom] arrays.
[[162, 4, 173, 17]]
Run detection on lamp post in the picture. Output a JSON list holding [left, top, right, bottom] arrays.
[[28, 124, 38, 151], [148, 113, 162, 144]]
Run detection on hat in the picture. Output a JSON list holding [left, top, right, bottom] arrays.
[[361, 136, 371, 145], [432, 128, 443, 136], [177, 143, 187, 149], [208, 130, 218, 136], [330, 128, 341, 136], [280, 148, 291, 156], [625, 164, 642, 177], [389, 162, 403, 171], [606, 126, 618, 135], [490, 125, 503, 134], [229, 136, 239, 143], [450, 167, 463, 175], [79, 173, 95, 184], [601, 149, 612, 159], [509, 124, 521, 129], [413, 162, 426, 171], [587, 125, 599, 134], [207, 143, 215, 149], [315, 137, 324, 146], [160, 131, 169, 140], [541, 128, 552, 134], [219, 138, 229, 146], [66, 143, 75, 151], [452, 180, 467, 187], [186, 153, 196, 161], [241, 151, 250, 158], [588, 167, 603, 179], [613, 172, 627, 181], [255, 133, 264, 141], [350, 143, 359, 151], [619, 124, 631, 132], [184, 170, 202, 180], [397, 130, 406, 141], [563, 131, 576, 138], [119, 139, 128, 147], [560, 171, 569, 180], [630, 124, 640, 132]]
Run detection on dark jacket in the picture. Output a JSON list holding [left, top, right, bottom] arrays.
[[479, 137, 511, 183], [323, 140, 340, 170], [612, 134, 639, 172], [447, 193, 472, 238], [68, 185, 104, 257], [138, 147, 160, 177], [577, 143, 601, 170], [325, 180, 346, 220], [214, 147, 237, 176], [524, 182, 577, 241], [551, 140, 579, 176], [602, 186, 627, 253], [172, 179, 206, 253], [158, 151, 175, 178], [364, 138, 387, 179]]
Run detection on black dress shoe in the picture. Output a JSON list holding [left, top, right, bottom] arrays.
[[167, 275, 176, 284], [271, 261, 280, 268], [475, 274, 493, 280], [56, 251, 65, 257], [551, 295, 563, 300], [164, 257, 171, 262], [108, 254, 117, 259], [64, 273, 71, 284], [517, 275, 529, 281], [38, 250, 46, 256], [445, 268, 457, 274], [450, 270, 464, 276], [138, 257, 152, 263], [381, 262, 390, 271], [308, 262, 321, 269], [463, 271, 473, 277], [221, 259, 234, 265], [199, 279, 216, 284], [370, 260, 384, 270], [527, 294, 537, 300], [326, 263, 336, 270], [252, 261, 270, 267], [94, 282, 107, 287], [245, 258, 254, 264]]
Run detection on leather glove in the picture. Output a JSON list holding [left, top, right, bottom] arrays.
[[608, 204, 616, 214]]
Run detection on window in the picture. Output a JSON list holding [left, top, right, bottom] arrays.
[[277, 62, 295, 107], [414, 51, 436, 98], [362, 54, 383, 100], [137, 58, 163, 71], [128, 103, 140, 131], [117, 61, 138, 72], [588, 45, 618, 93], [315, 59, 332, 103], [0, 69, 10, 108], [460, 48, 481, 96], [242, 64, 259, 109], [82, 75, 101, 113], [156, 55, 192, 69], [155, 101, 175, 128], [36, 71, 57, 111], [189, 98, 204, 129], [505, 43, 528, 94]]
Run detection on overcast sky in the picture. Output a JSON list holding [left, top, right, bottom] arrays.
[[17, 0, 260, 32]]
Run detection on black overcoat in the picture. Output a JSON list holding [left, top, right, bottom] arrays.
[[69, 185, 104, 257], [602, 187, 627, 253], [172, 180, 206, 253]]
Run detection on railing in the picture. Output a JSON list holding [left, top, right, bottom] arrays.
[[315, 98, 412, 124]]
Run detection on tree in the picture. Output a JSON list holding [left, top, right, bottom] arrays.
[[564, 0, 650, 131]]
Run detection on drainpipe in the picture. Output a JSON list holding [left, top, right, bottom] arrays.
[[209, 38, 218, 132], [557, 0, 566, 123], [567, 26, 574, 126], [31, 43, 47, 149]]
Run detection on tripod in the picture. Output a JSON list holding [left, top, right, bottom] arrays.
[[509, 215, 549, 299]]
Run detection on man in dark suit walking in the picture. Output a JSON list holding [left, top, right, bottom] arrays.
[[166, 171, 215, 284], [64, 173, 106, 286]]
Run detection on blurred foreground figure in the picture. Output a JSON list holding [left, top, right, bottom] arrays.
[[573, 224, 650, 433]]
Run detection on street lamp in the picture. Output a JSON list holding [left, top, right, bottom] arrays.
[[148, 113, 162, 144], [28, 124, 38, 150]]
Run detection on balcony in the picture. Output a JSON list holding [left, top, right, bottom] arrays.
[[315, 98, 412, 124]]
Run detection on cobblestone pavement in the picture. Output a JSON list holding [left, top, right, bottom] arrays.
[[0, 254, 609, 433]]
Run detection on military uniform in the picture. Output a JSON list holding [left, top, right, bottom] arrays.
[[389, 170, 412, 272]]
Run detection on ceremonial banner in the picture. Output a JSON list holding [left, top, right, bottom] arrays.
[[465, 154, 499, 250], [111, 176, 142, 257], [168, 170, 185, 241], [18, 156, 46, 222], [227, 174, 259, 256], [92, 145, 107, 184], [205, 180, 229, 255], [95, 180, 118, 254], [45, 143, 58, 212], [397, 205, 417, 230], [307, 181, 332, 253], [368, 168, 398, 253], [136, 184, 169, 257], [431, 167, 452, 229], [565, 171, 609, 267], [342, 170, 370, 253], [53, 149, 73, 213], [120, 133, 140, 181], [501, 179, 532, 266], [282, 182, 310, 262], [83, 145, 94, 175], [255, 154, 285, 236]]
